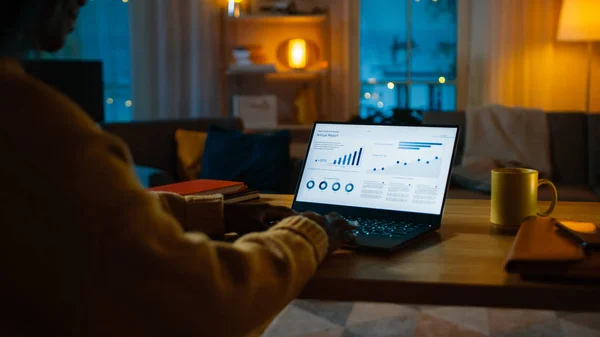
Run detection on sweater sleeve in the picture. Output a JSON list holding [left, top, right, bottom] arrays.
[[91, 195, 328, 337], [153, 191, 226, 239]]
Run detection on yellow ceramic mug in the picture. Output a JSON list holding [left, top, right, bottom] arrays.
[[491, 168, 558, 227]]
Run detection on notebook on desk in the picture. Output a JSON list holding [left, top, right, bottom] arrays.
[[504, 216, 600, 279], [292, 122, 460, 251]]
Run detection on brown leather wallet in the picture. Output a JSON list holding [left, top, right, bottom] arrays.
[[504, 216, 600, 279]]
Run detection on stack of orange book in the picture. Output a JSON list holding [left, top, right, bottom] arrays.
[[148, 179, 260, 203]]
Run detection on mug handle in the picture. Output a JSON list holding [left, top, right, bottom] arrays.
[[537, 179, 557, 217]]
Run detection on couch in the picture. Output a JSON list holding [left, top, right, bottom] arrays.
[[101, 117, 303, 193], [423, 111, 600, 201]]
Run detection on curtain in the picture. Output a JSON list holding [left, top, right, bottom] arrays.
[[461, 0, 600, 112], [129, 0, 222, 120]]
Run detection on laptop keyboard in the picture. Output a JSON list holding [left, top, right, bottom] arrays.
[[346, 217, 432, 238]]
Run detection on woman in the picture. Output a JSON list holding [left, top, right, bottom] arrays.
[[0, 1, 354, 336]]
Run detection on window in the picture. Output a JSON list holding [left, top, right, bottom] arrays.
[[359, 0, 457, 118], [40, 0, 132, 122]]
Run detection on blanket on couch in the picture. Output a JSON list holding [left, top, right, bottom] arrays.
[[452, 104, 552, 192]]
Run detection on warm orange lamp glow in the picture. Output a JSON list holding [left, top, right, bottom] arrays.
[[557, 0, 600, 112], [557, 0, 600, 41], [288, 39, 307, 70]]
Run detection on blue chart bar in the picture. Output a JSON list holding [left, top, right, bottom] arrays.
[[398, 141, 443, 151], [332, 147, 363, 166], [357, 148, 363, 165], [399, 142, 443, 146]]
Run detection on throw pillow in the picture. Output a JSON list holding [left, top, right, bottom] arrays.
[[200, 127, 291, 192], [134, 165, 176, 188], [175, 129, 208, 181]]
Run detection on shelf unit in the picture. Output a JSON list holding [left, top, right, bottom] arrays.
[[220, 12, 331, 127]]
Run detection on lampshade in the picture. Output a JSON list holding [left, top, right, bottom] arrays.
[[288, 39, 307, 70], [557, 0, 600, 41]]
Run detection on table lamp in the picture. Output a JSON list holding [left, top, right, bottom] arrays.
[[557, 0, 600, 113], [288, 38, 307, 70]]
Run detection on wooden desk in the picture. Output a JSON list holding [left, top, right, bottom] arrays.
[[261, 195, 600, 311]]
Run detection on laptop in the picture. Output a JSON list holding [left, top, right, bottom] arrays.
[[292, 122, 460, 251]]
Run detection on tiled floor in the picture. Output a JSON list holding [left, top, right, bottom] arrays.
[[262, 300, 600, 337]]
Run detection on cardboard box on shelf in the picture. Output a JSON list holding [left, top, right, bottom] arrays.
[[233, 95, 278, 128]]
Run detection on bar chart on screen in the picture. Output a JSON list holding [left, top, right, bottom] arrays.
[[332, 147, 363, 166], [312, 147, 364, 167]]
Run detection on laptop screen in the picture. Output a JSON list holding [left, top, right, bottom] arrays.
[[295, 123, 459, 215]]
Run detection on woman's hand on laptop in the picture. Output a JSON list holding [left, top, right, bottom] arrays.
[[224, 203, 297, 234], [300, 212, 358, 256]]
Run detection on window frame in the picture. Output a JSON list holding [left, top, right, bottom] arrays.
[[353, 0, 465, 116]]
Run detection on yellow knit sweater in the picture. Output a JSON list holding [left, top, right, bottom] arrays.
[[0, 58, 328, 337]]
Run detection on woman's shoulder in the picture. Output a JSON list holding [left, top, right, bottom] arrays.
[[0, 65, 132, 174], [1, 65, 82, 113]]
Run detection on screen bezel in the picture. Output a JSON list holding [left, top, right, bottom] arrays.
[[291, 121, 461, 227]]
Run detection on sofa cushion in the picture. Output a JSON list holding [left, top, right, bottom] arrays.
[[200, 127, 291, 192], [101, 118, 243, 179], [546, 113, 587, 184], [174, 129, 208, 181], [589, 114, 600, 186], [134, 165, 176, 188]]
